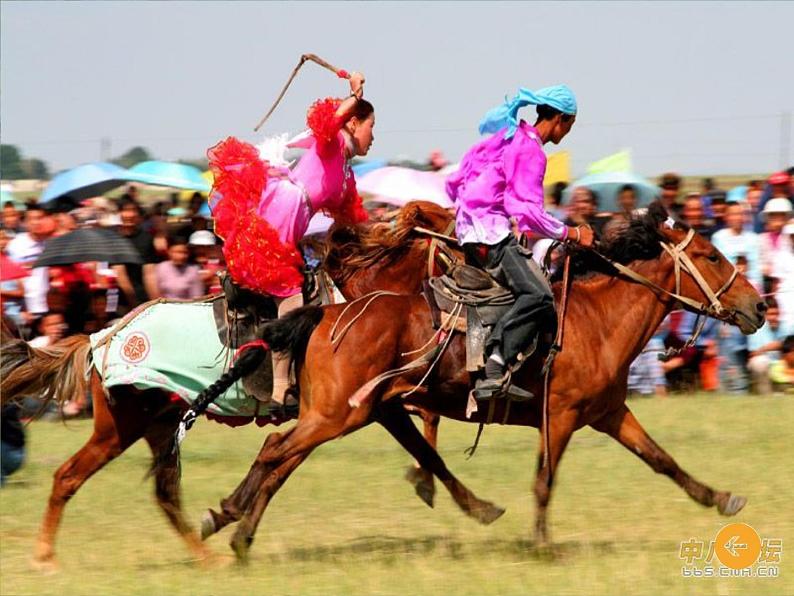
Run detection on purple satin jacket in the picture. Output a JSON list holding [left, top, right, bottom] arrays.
[[446, 121, 567, 245]]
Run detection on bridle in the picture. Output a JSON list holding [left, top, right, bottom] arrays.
[[597, 228, 739, 320]]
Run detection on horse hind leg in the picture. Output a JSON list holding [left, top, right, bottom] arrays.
[[404, 408, 439, 508], [381, 402, 504, 525], [144, 414, 215, 565], [32, 378, 135, 572], [592, 405, 745, 516]]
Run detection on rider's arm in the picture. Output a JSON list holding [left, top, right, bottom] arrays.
[[502, 135, 568, 241], [334, 72, 365, 122]]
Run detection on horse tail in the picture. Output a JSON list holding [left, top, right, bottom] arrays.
[[0, 334, 91, 409], [262, 305, 324, 366]]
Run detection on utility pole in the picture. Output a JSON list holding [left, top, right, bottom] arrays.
[[100, 137, 112, 161], [781, 111, 792, 169]]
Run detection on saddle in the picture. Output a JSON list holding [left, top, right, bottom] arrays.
[[423, 264, 516, 372]]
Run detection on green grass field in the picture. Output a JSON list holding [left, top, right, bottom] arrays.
[[1, 394, 791, 596]]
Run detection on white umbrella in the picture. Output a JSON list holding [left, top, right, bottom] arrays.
[[357, 166, 452, 208]]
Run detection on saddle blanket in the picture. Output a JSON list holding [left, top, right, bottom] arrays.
[[90, 301, 270, 421]]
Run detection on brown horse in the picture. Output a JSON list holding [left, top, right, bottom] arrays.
[[199, 203, 767, 560], [0, 201, 461, 571]]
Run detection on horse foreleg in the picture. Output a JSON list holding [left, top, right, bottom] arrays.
[[404, 407, 439, 508], [381, 403, 504, 525], [201, 428, 295, 541], [533, 409, 577, 547], [591, 404, 746, 516], [145, 414, 214, 565]]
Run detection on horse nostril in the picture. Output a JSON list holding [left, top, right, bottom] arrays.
[[756, 301, 768, 314]]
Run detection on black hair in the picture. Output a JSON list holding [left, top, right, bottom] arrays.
[[118, 196, 143, 215], [781, 334, 794, 354], [619, 184, 636, 194], [536, 104, 575, 123], [550, 181, 568, 206], [352, 98, 374, 121], [168, 234, 189, 247]]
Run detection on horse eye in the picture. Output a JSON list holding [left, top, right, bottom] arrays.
[[707, 253, 720, 263]]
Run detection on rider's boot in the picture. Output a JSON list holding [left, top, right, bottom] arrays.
[[473, 349, 534, 402]]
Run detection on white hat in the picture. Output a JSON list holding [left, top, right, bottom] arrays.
[[188, 230, 217, 246], [762, 197, 793, 218]]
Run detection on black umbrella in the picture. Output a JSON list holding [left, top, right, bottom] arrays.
[[34, 228, 143, 267]]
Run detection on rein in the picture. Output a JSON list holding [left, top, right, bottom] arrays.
[[588, 228, 739, 356]]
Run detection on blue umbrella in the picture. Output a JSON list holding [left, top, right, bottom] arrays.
[[125, 161, 210, 192], [562, 171, 660, 212], [40, 162, 129, 204], [351, 159, 388, 177]]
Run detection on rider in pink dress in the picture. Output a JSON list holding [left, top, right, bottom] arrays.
[[207, 72, 374, 406]]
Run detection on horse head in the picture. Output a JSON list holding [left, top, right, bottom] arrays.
[[647, 202, 767, 334]]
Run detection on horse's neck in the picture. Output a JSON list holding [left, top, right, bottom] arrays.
[[568, 257, 675, 371], [336, 240, 428, 300]]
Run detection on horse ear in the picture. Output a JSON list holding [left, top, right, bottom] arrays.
[[646, 200, 669, 228]]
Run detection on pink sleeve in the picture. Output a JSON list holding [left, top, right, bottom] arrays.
[[502, 137, 567, 240]]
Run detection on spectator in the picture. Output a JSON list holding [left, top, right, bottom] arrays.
[[747, 297, 790, 395], [769, 335, 794, 394], [708, 190, 727, 233], [759, 197, 793, 282], [659, 172, 682, 217], [616, 184, 637, 219], [5, 204, 53, 322], [711, 201, 762, 289], [701, 177, 720, 218], [628, 328, 667, 397], [188, 230, 222, 294], [1, 201, 23, 236], [154, 235, 204, 299], [114, 197, 160, 308], [27, 311, 66, 349], [1, 404, 26, 486], [718, 255, 750, 393], [546, 181, 568, 222], [1, 229, 27, 328], [681, 193, 716, 239]]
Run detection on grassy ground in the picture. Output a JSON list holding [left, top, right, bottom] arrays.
[[1, 394, 791, 596]]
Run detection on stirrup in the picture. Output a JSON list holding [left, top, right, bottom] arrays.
[[472, 378, 534, 402]]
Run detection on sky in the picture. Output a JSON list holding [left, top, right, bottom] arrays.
[[1, 1, 792, 178]]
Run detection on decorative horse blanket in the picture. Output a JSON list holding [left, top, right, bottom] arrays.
[[90, 300, 280, 425]]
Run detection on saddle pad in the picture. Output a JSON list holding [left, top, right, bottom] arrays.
[[90, 302, 262, 418]]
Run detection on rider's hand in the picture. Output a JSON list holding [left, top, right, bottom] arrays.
[[568, 225, 594, 248], [349, 72, 365, 98]]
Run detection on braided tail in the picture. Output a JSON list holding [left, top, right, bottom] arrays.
[[175, 346, 267, 447]]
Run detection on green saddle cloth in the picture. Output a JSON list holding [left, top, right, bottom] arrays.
[[90, 301, 267, 418]]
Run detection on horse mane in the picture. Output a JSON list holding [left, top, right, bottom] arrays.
[[554, 201, 684, 282], [323, 201, 453, 284]]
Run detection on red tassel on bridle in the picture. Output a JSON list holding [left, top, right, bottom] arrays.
[[234, 340, 269, 362]]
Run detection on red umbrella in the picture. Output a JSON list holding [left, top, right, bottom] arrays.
[[1, 254, 29, 282]]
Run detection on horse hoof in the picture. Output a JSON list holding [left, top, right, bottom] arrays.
[[230, 534, 252, 564], [718, 493, 747, 516], [405, 466, 435, 508], [473, 502, 506, 525], [29, 556, 59, 575], [200, 510, 217, 541]]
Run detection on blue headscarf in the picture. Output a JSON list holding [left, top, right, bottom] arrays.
[[478, 85, 577, 139]]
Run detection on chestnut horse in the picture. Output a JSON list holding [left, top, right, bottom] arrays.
[[0, 201, 461, 571], [199, 203, 767, 560]]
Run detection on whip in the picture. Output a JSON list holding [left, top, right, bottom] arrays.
[[254, 53, 353, 132]]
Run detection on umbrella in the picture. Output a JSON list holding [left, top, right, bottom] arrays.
[[561, 172, 660, 212], [351, 159, 388, 177], [0, 254, 29, 281], [126, 161, 211, 192], [40, 162, 129, 204], [34, 228, 142, 267], [356, 166, 452, 208]]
